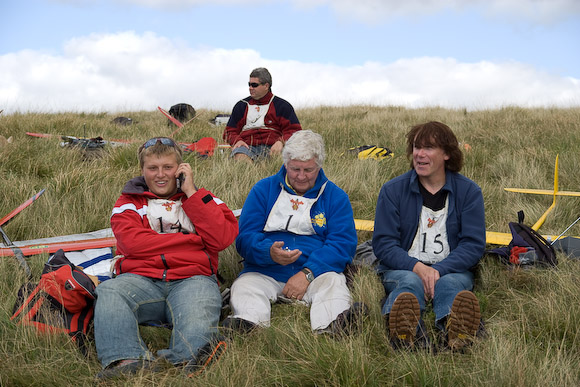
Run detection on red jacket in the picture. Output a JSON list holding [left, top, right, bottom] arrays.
[[111, 177, 238, 281], [223, 91, 302, 146]]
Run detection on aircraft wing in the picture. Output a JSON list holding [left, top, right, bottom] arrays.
[[353, 219, 566, 246], [0, 228, 116, 257], [1, 209, 244, 258], [354, 219, 374, 232], [504, 188, 580, 197]]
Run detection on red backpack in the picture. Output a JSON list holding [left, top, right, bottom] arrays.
[[11, 249, 97, 355]]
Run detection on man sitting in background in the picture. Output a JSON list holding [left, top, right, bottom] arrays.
[[223, 67, 302, 162]]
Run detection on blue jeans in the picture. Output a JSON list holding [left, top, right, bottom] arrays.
[[380, 270, 474, 330], [230, 144, 271, 160], [94, 273, 221, 368]]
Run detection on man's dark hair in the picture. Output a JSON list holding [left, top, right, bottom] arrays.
[[250, 67, 272, 89], [405, 121, 463, 172]]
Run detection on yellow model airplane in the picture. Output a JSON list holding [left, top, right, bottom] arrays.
[[354, 155, 579, 245], [504, 155, 580, 231], [352, 220, 555, 246]]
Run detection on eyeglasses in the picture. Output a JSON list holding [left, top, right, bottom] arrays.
[[248, 82, 262, 88], [141, 137, 177, 149]]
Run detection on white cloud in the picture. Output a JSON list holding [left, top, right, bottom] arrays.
[[0, 32, 578, 113], [119, 0, 580, 23], [315, 0, 580, 23]]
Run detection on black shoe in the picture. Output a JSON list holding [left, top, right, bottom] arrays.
[[221, 316, 257, 335], [446, 290, 481, 351], [388, 292, 420, 350], [319, 302, 369, 337], [96, 359, 160, 380], [184, 337, 227, 377]]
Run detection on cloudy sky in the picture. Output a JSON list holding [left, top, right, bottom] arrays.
[[1, 0, 579, 113]]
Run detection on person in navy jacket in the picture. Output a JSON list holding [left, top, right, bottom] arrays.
[[372, 122, 485, 351], [223, 67, 302, 162], [224, 130, 365, 335]]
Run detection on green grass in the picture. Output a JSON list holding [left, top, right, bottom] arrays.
[[1, 106, 579, 386]]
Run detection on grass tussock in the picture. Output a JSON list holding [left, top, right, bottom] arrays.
[[1, 106, 580, 385]]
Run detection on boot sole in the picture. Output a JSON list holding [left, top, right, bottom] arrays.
[[447, 290, 481, 351], [389, 292, 420, 348]]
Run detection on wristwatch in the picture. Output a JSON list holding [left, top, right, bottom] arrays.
[[301, 268, 314, 283]]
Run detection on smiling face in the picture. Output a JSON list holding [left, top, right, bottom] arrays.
[[412, 139, 449, 182], [249, 77, 269, 100], [142, 153, 179, 198], [285, 158, 321, 196]]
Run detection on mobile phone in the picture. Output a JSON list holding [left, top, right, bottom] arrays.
[[177, 173, 185, 190]]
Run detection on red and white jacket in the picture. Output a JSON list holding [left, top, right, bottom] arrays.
[[111, 176, 238, 281]]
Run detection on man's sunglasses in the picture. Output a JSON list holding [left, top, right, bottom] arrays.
[[141, 137, 177, 149], [248, 82, 263, 88]]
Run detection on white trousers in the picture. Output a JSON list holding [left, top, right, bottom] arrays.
[[230, 271, 352, 331]]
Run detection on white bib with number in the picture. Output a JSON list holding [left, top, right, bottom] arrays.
[[146, 198, 195, 234], [263, 183, 327, 235], [408, 198, 450, 264], [242, 95, 275, 131]]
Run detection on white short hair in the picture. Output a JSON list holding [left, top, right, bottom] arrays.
[[282, 130, 325, 167]]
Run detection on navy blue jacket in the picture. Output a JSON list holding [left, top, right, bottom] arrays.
[[372, 169, 486, 276]]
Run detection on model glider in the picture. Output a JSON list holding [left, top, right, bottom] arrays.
[[26, 132, 230, 155], [0, 232, 116, 258], [1, 209, 243, 258], [0, 189, 45, 227], [352, 219, 568, 246], [157, 106, 198, 137], [26, 132, 131, 147], [0, 189, 46, 277], [504, 155, 580, 231]]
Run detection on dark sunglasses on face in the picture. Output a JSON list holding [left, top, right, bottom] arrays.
[[141, 137, 177, 149], [248, 82, 262, 88]]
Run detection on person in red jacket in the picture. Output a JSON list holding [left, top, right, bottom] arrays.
[[223, 67, 302, 162], [94, 137, 238, 379]]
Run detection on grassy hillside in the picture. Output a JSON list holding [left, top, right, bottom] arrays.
[[1, 106, 579, 386]]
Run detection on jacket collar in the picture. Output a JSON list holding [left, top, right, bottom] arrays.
[[248, 91, 274, 105], [122, 176, 186, 200], [409, 168, 455, 195]]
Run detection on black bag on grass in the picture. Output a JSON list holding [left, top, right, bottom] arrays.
[[11, 249, 97, 355], [488, 211, 557, 267]]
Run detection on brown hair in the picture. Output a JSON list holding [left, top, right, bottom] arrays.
[[406, 121, 463, 172], [138, 137, 183, 169]]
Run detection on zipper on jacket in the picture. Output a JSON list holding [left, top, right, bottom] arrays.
[[160, 254, 169, 281], [204, 251, 215, 276]]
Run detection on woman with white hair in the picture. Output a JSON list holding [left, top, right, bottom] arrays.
[[224, 130, 366, 335]]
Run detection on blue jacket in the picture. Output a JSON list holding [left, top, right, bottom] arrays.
[[372, 169, 486, 276], [236, 166, 357, 282]]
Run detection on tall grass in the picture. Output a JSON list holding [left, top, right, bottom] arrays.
[[1, 106, 579, 386]]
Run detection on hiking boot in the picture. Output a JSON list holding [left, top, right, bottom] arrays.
[[388, 292, 420, 349], [317, 302, 369, 337], [96, 359, 160, 380], [184, 338, 227, 377], [221, 316, 257, 335], [446, 290, 481, 351]]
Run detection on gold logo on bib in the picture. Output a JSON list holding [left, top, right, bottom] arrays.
[[312, 213, 327, 228]]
